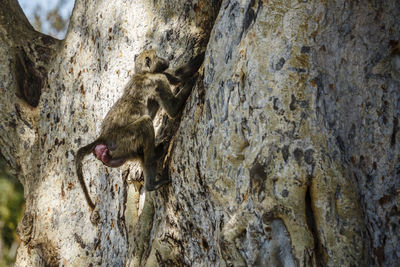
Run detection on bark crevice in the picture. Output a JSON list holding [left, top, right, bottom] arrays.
[[305, 186, 323, 267], [13, 47, 46, 107]]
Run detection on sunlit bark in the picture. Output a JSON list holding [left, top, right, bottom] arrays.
[[0, 0, 398, 266]]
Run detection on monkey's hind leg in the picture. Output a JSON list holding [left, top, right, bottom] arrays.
[[109, 116, 170, 191], [108, 115, 154, 159], [139, 119, 171, 191]]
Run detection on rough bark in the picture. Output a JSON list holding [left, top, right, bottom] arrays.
[[0, 0, 399, 266]]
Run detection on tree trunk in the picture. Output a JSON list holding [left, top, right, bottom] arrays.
[[0, 0, 399, 266]]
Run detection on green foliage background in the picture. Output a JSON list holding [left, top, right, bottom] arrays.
[[0, 160, 24, 267]]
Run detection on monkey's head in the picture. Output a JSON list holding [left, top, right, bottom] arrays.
[[134, 50, 169, 74]]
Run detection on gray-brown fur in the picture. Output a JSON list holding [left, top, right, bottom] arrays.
[[75, 49, 204, 213]]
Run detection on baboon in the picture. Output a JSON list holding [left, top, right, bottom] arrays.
[[75, 49, 204, 210]]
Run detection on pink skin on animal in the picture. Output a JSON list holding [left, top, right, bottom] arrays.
[[93, 144, 126, 167]]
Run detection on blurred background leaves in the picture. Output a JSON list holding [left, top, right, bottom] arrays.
[[0, 160, 24, 267], [19, 0, 74, 39]]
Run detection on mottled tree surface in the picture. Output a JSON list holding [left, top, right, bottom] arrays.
[[0, 0, 399, 266]]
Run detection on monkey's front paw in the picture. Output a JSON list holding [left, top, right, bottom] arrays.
[[186, 73, 199, 86], [146, 177, 171, 191], [158, 177, 172, 187]]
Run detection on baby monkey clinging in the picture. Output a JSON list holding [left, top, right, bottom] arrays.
[[76, 49, 205, 210]]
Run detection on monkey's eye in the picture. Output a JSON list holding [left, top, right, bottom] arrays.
[[145, 57, 151, 68]]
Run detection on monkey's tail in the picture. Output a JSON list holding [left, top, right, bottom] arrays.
[[174, 51, 205, 80], [75, 141, 98, 210]]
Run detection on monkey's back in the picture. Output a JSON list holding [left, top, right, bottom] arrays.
[[100, 74, 153, 136]]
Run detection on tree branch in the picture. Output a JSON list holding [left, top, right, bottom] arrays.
[[0, 0, 60, 179]]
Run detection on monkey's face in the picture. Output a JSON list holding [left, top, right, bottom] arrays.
[[135, 50, 169, 74]]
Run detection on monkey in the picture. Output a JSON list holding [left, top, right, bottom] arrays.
[[75, 49, 205, 211]]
